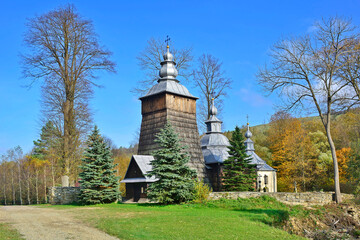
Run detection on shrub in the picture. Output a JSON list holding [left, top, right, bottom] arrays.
[[193, 180, 212, 203]]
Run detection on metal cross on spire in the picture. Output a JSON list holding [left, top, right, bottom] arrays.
[[165, 35, 171, 46], [246, 114, 249, 125]]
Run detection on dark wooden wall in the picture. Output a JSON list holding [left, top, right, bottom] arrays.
[[206, 163, 223, 192], [138, 93, 207, 179], [126, 160, 144, 178], [125, 183, 148, 201]]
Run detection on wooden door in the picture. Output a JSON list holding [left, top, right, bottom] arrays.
[[134, 184, 141, 202]]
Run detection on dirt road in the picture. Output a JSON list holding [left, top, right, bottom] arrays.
[[0, 205, 119, 240]]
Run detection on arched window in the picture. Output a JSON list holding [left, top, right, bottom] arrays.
[[264, 175, 268, 185]]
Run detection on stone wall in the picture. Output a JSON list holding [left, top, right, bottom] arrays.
[[209, 192, 354, 206], [48, 187, 80, 205]]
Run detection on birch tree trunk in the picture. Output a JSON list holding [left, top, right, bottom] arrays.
[[51, 161, 55, 187], [2, 168, 6, 205], [11, 168, 15, 205], [18, 162, 22, 205], [35, 170, 39, 204], [43, 166, 47, 203], [27, 166, 31, 205]]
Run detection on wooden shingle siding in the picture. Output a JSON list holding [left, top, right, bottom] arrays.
[[138, 92, 206, 179]]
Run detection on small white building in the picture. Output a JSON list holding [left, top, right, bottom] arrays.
[[244, 124, 277, 192]]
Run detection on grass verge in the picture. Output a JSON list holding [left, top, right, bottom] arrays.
[[0, 223, 23, 240], [49, 196, 305, 240]]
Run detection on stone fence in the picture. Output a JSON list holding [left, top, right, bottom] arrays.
[[48, 187, 81, 205], [209, 192, 355, 206], [48, 188, 354, 206]]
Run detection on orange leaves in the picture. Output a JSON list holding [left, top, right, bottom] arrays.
[[113, 154, 131, 195], [336, 147, 351, 183], [268, 114, 317, 192]]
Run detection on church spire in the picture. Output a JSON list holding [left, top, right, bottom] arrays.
[[209, 98, 218, 116], [245, 122, 253, 138], [205, 98, 222, 133], [244, 122, 255, 151]]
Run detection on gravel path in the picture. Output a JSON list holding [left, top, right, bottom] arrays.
[[0, 206, 119, 240]]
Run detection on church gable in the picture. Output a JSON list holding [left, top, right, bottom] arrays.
[[121, 155, 157, 183], [125, 159, 144, 179]]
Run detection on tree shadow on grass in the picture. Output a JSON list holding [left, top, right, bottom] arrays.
[[133, 203, 172, 208], [117, 201, 170, 208], [234, 208, 290, 226]]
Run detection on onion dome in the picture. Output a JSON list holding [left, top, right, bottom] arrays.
[[209, 98, 218, 116], [159, 46, 178, 81], [140, 45, 197, 100], [245, 122, 253, 138]]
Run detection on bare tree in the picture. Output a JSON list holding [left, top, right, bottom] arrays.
[[338, 38, 360, 102], [22, 5, 116, 183], [102, 135, 117, 150], [257, 17, 358, 203], [135, 37, 193, 95], [193, 54, 232, 131]]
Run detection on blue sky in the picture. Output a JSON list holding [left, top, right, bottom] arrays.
[[1, 0, 360, 155]]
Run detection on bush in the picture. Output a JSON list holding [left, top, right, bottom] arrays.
[[193, 180, 212, 203], [353, 229, 360, 238], [354, 185, 360, 204]]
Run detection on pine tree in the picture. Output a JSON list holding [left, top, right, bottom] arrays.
[[79, 126, 120, 204], [223, 126, 257, 191], [146, 122, 197, 204]]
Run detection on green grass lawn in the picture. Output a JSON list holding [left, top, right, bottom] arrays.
[[0, 223, 23, 240], [52, 196, 306, 240]]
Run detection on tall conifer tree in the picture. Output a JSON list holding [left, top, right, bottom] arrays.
[[146, 122, 196, 204], [33, 121, 59, 160], [223, 126, 256, 191], [79, 126, 120, 204]]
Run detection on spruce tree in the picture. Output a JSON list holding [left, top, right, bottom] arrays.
[[223, 126, 257, 191], [79, 126, 120, 204], [146, 122, 197, 204]]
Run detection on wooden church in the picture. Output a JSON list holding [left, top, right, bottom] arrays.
[[121, 45, 207, 201], [121, 44, 277, 202]]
